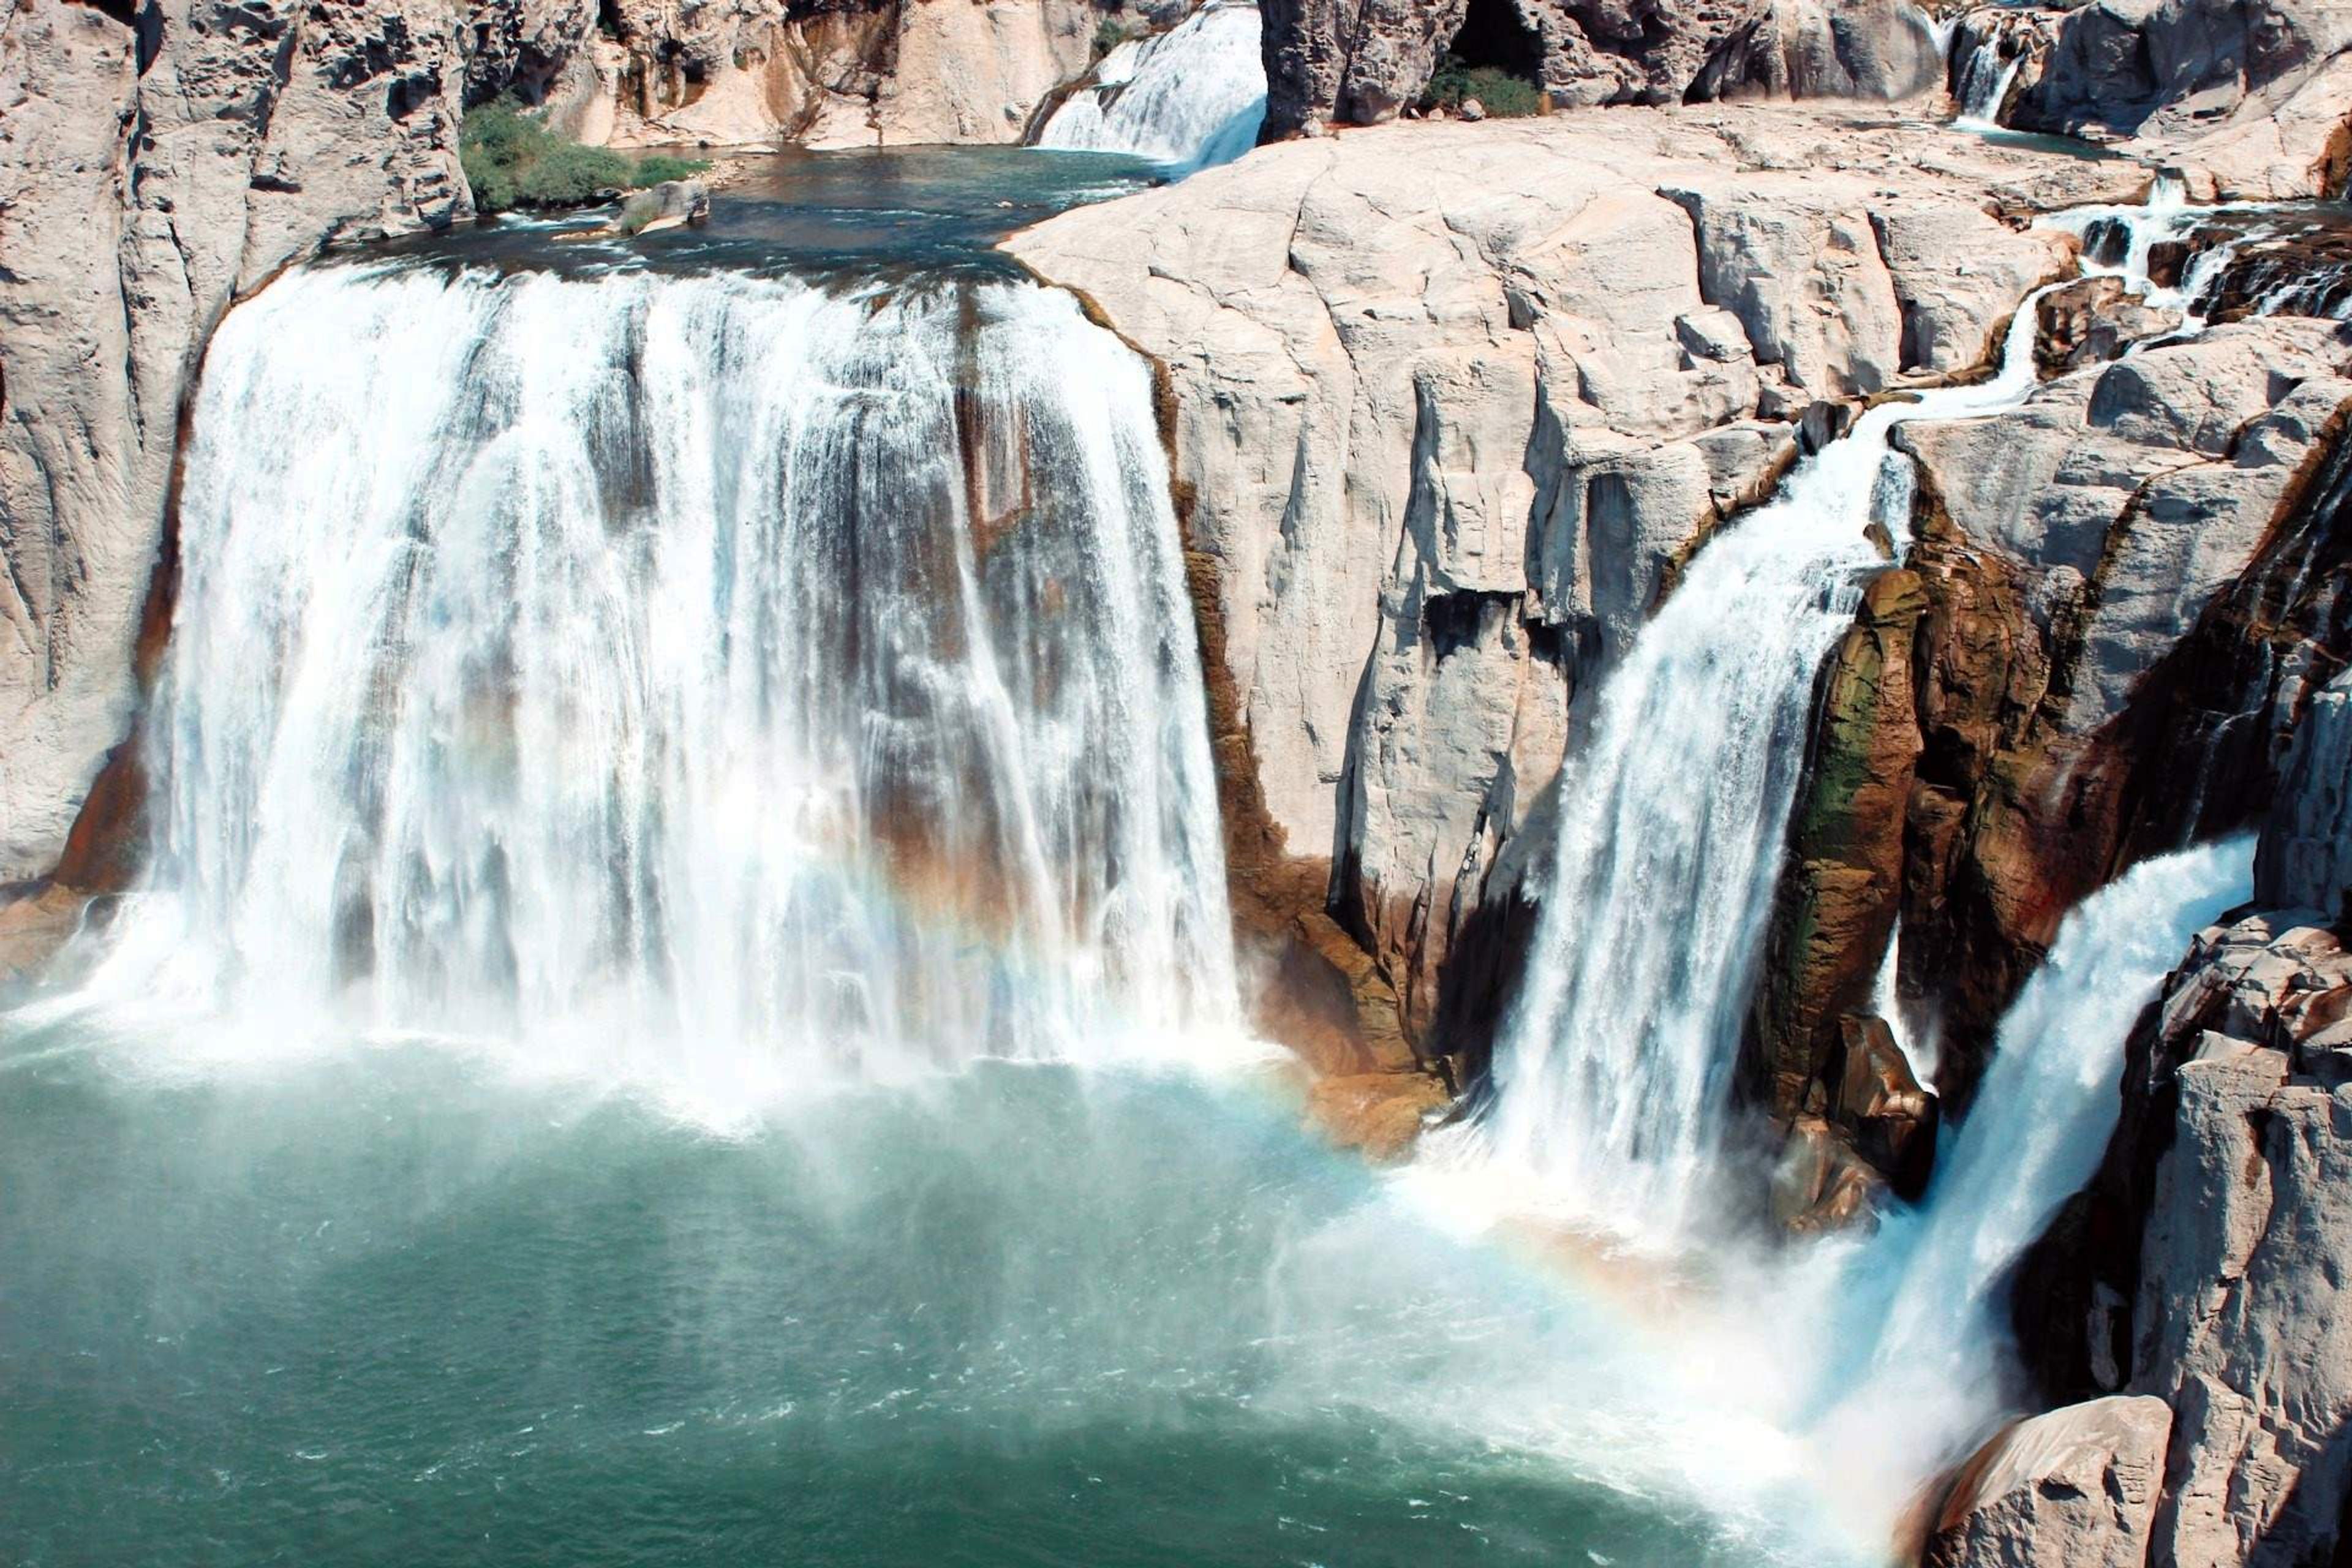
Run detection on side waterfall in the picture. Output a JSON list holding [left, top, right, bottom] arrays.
[[1438, 292, 2061, 1241], [1800, 837, 2254, 1499], [1033, 2, 1266, 173], [83, 266, 1241, 1102]]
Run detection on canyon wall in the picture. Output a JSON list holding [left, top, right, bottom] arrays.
[[1009, 106, 2138, 1077], [1, 0, 590, 884], [546, 0, 1157, 149], [1256, 0, 1945, 134]]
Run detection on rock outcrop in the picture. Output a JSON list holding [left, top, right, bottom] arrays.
[[1802, 314, 2352, 1111], [1923, 1396, 2175, 1568], [552, 0, 1151, 149], [1011, 106, 2131, 1066], [2008, 0, 2352, 199], [1258, 0, 1946, 135], [2009, 905, 2352, 1568], [1, 0, 604, 884]]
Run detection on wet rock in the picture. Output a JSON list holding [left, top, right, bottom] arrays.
[[1923, 1396, 2173, 1568], [1772, 1114, 1885, 1232], [1835, 1013, 1937, 1199], [2196, 221, 2352, 324], [616, 177, 710, 234], [2032, 276, 2167, 375], [1745, 567, 1926, 1131], [0, 883, 88, 991], [1888, 318, 2352, 1102], [1011, 108, 2137, 1061], [1302, 1069, 1452, 1161], [1798, 398, 1854, 453]]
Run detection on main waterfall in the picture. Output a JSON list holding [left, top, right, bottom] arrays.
[[81, 265, 1240, 1100]]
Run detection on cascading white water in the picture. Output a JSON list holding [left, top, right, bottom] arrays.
[[1798, 837, 2253, 1498], [1034, 2, 1266, 173], [77, 264, 1243, 1107], [1953, 41, 2023, 128], [1435, 292, 2064, 1242]]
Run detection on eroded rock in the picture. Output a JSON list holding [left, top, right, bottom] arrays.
[[1009, 107, 2128, 1058], [1923, 1396, 2173, 1568]]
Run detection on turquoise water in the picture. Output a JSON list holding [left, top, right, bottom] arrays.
[[0, 1027, 1829, 1567]]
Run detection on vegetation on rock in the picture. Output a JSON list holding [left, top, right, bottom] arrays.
[[461, 99, 707, 213], [1417, 55, 1544, 117]]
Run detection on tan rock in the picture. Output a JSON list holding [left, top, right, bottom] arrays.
[[1923, 1396, 2174, 1568]]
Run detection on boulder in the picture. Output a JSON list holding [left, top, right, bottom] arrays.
[[616, 177, 710, 234], [1922, 1396, 2173, 1568]]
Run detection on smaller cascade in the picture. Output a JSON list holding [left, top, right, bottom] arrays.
[[1800, 838, 2255, 1507], [1943, 7, 2054, 129], [1034, 2, 1266, 173], [1952, 40, 2022, 127]]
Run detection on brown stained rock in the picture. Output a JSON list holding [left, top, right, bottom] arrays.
[[1885, 339, 2352, 1109], [1745, 566, 1928, 1125], [2034, 276, 2169, 377], [1302, 1068, 1451, 1162], [1771, 1113, 1886, 1233], [0, 883, 90, 990], [1835, 1012, 1937, 1199]]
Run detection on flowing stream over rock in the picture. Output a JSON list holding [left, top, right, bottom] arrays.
[[1033, 1, 1267, 172]]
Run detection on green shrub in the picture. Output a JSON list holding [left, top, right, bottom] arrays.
[[631, 154, 709, 185], [1092, 15, 1142, 57], [1418, 56, 1545, 118], [460, 97, 710, 213]]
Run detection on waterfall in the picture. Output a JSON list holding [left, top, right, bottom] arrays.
[[1953, 40, 2022, 128], [1034, 2, 1267, 173], [1800, 837, 2253, 1494], [1436, 291, 2063, 1242], [78, 264, 1242, 1104]]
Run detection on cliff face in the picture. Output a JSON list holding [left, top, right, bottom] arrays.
[[549, 0, 1150, 149], [2011, 0, 2352, 198], [1009, 105, 2135, 1065], [1256, 0, 1943, 135]]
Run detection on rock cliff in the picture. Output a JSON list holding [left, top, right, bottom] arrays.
[[1009, 105, 2136, 1070], [2003, 900, 2352, 1568], [1, 0, 587, 883], [0, 0, 1136, 891], [1257, 0, 1945, 135]]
